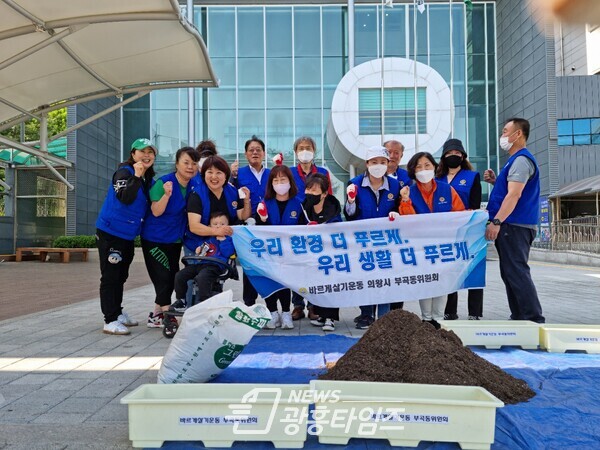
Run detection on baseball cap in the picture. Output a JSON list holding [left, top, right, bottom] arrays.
[[131, 138, 158, 155], [365, 145, 390, 161]]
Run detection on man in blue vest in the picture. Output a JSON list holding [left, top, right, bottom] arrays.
[[485, 118, 545, 323], [384, 139, 411, 189]]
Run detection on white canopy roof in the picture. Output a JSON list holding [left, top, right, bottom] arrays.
[[0, 0, 218, 128]]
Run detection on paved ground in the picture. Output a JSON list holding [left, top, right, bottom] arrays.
[[0, 255, 599, 449]]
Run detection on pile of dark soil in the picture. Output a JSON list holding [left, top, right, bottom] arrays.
[[320, 309, 535, 404]]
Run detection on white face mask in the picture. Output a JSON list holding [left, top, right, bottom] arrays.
[[198, 157, 207, 169], [415, 169, 435, 184], [499, 131, 518, 152], [297, 150, 314, 164], [273, 183, 291, 196], [367, 164, 388, 179]]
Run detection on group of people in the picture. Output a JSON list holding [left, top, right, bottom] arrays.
[[96, 117, 544, 336]]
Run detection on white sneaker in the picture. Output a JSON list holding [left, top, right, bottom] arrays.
[[117, 311, 138, 327], [266, 311, 281, 329], [103, 320, 130, 335], [280, 312, 294, 329], [322, 318, 335, 332]]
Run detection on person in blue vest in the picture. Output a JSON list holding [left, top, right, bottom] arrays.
[[255, 162, 303, 330], [484, 118, 545, 323], [435, 138, 484, 321], [289, 136, 333, 321], [344, 145, 400, 330], [384, 139, 412, 189], [298, 173, 342, 332], [191, 139, 218, 187], [96, 138, 156, 335], [141, 146, 199, 329], [231, 136, 271, 307], [394, 151, 465, 329]]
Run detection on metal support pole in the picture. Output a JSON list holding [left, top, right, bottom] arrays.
[[187, 0, 195, 147], [348, 0, 355, 69]]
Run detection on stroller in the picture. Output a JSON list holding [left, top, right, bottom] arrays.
[[162, 255, 239, 339]]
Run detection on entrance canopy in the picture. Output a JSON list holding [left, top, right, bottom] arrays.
[[0, 0, 218, 129], [549, 175, 600, 198]]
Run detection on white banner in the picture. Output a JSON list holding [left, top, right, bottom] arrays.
[[232, 211, 488, 307]]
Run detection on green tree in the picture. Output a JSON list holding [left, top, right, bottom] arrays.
[[0, 108, 67, 142]]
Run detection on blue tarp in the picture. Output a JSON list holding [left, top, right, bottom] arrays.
[[161, 335, 600, 450]]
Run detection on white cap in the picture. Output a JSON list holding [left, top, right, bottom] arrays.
[[365, 145, 390, 161]]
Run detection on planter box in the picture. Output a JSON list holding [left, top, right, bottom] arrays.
[[310, 380, 503, 450], [540, 324, 600, 353], [121, 384, 309, 448], [440, 320, 541, 349]]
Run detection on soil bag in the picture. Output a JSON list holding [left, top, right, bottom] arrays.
[[158, 290, 270, 384]]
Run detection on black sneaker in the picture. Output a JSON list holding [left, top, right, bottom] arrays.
[[443, 313, 459, 320], [355, 315, 374, 330], [423, 319, 441, 330], [353, 314, 362, 324], [169, 299, 187, 313]]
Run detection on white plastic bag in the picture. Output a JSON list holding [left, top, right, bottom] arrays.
[[157, 290, 270, 384]]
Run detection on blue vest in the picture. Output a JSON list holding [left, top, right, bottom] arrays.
[[349, 174, 400, 219], [183, 182, 239, 251], [409, 181, 453, 214], [393, 167, 412, 188], [96, 165, 149, 240], [264, 197, 303, 225], [437, 170, 478, 210], [141, 172, 190, 243], [236, 166, 270, 214], [487, 148, 540, 225], [290, 165, 330, 202]]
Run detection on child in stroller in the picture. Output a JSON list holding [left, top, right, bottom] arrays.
[[163, 212, 237, 338]]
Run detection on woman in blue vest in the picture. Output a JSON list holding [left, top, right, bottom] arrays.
[[96, 138, 156, 335], [436, 138, 484, 321], [344, 145, 400, 330], [289, 136, 333, 321], [141, 146, 200, 329], [255, 163, 303, 330], [231, 136, 271, 306], [396, 152, 465, 329]]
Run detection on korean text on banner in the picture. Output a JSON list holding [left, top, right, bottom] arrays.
[[232, 210, 488, 307]]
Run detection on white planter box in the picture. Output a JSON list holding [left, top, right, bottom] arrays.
[[121, 384, 309, 448], [440, 320, 541, 349], [540, 324, 600, 353], [310, 380, 503, 450]]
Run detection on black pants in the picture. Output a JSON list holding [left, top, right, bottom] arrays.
[[97, 229, 135, 324], [265, 289, 291, 313], [243, 272, 259, 306], [444, 289, 483, 317], [174, 264, 224, 305], [313, 305, 340, 321], [141, 239, 182, 307], [495, 224, 545, 323], [390, 302, 404, 310]]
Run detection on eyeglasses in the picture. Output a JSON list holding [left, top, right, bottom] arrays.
[[247, 148, 263, 153]]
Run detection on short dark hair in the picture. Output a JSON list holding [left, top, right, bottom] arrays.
[[176, 146, 200, 163], [201, 155, 231, 181], [196, 140, 217, 157], [209, 211, 229, 223], [406, 152, 438, 180], [265, 165, 298, 200], [506, 118, 530, 141], [244, 135, 265, 152], [305, 173, 329, 194]]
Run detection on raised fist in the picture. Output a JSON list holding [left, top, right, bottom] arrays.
[[346, 184, 357, 202], [257, 201, 268, 221], [400, 186, 410, 201], [231, 160, 239, 178], [483, 169, 496, 184], [163, 181, 173, 197], [388, 211, 401, 221], [272, 153, 284, 166]]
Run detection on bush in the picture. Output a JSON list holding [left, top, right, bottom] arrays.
[[52, 235, 142, 248]]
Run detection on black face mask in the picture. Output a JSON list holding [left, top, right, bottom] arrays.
[[304, 194, 322, 207], [444, 154, 463, 169]]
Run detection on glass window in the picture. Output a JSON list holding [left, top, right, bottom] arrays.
[[209, 88, 235, 110], [572, 119, 591, 135], [557, 136, 573, 146], [211, 58, 236, 87], [408, 5, 429, 59], [153, 89, 187, 110], [238, 58, 264, 109], [573, 134, 591, 145], [383, 7, 405, 57], [323, 57, 345, 89], [266, 8, 292, 57], [468, 4, 486, 54], [267, 109, 294, 157], [208, 8, 235, 57], [322, 7, 345, 57], [209, 109, 236, 155], [295, 109, 323, 142], [238, 110, 265, 145], [429, 6, 450, 56], [592, 134, 600, 145], [238, 8, 264, 58], [355, 6, 378, 58], [592, 119, 600, 135], [266, 58, 292, 108], [153, 109, 187, 157], [294, 7, 320, 57], [295, 87, 321, 109], [557, 120, 573, 136], [359, 88, 426, 135]]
